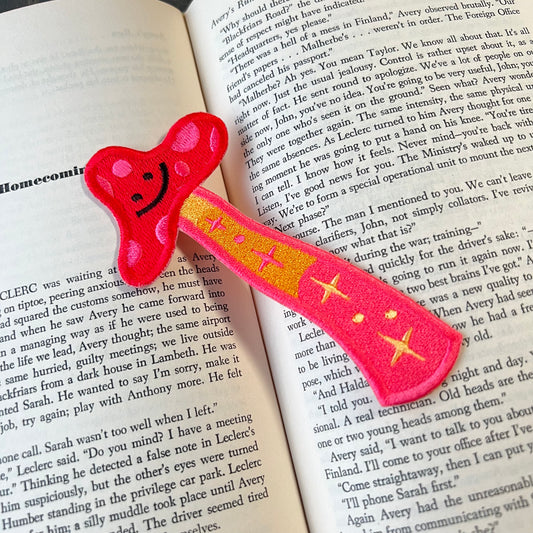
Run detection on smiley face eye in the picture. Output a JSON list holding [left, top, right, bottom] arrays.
[[143, 172, 153, 181], [131, 193, 143, 203]]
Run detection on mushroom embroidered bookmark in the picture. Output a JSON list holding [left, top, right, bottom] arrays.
[[85, 113, 462, 406]]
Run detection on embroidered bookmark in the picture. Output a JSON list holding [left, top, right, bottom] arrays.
[[85, 113, 462, 406]]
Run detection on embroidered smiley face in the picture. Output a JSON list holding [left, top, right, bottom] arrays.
[[128, 163, 169, 218], [107, 159, 170, 220], [85, 113, 228, 286]]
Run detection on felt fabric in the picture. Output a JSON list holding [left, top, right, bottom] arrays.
[[85, 113, 228, 287], [85, 113, 462, 406], [179, 188, 462, 406]]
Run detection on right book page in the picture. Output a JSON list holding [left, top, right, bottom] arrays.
[[186, 1, 533, 531]]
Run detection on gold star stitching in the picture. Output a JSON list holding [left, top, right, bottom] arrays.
[[311, 273, 350, 304], [378, 327, 425, 366]]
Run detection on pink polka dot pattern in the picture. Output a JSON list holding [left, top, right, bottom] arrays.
[[112, 159, 132, 177], [174, 161, 190, 177], [86, 114, 227, 287], [127, 240, 142, 267], [210, 127, 220, 152], [96, 175, 113, 197], [171, 122, 200, 152], [155, 216, 169, 245], [85, 113, 462, 407]]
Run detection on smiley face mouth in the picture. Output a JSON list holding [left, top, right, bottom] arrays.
[[135, 162, 169, 217]]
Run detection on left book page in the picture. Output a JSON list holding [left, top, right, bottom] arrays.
[[0, 1, 308, 532]]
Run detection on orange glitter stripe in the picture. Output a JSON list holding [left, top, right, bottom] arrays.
[[181, 193, 316, 298]]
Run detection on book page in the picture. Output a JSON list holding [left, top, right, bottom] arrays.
[[0, 1, 308, 532], [186, 1, 533, 531]]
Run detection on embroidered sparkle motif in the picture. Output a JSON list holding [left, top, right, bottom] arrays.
[[252, 245, 283, 272], [85, 112, 462, 406], [378, 327, 426, 366], [311, 273, 350, 304], [206, 216, 226, 232]]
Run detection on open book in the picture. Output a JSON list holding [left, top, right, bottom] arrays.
[[1, 0, 532, 531]]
